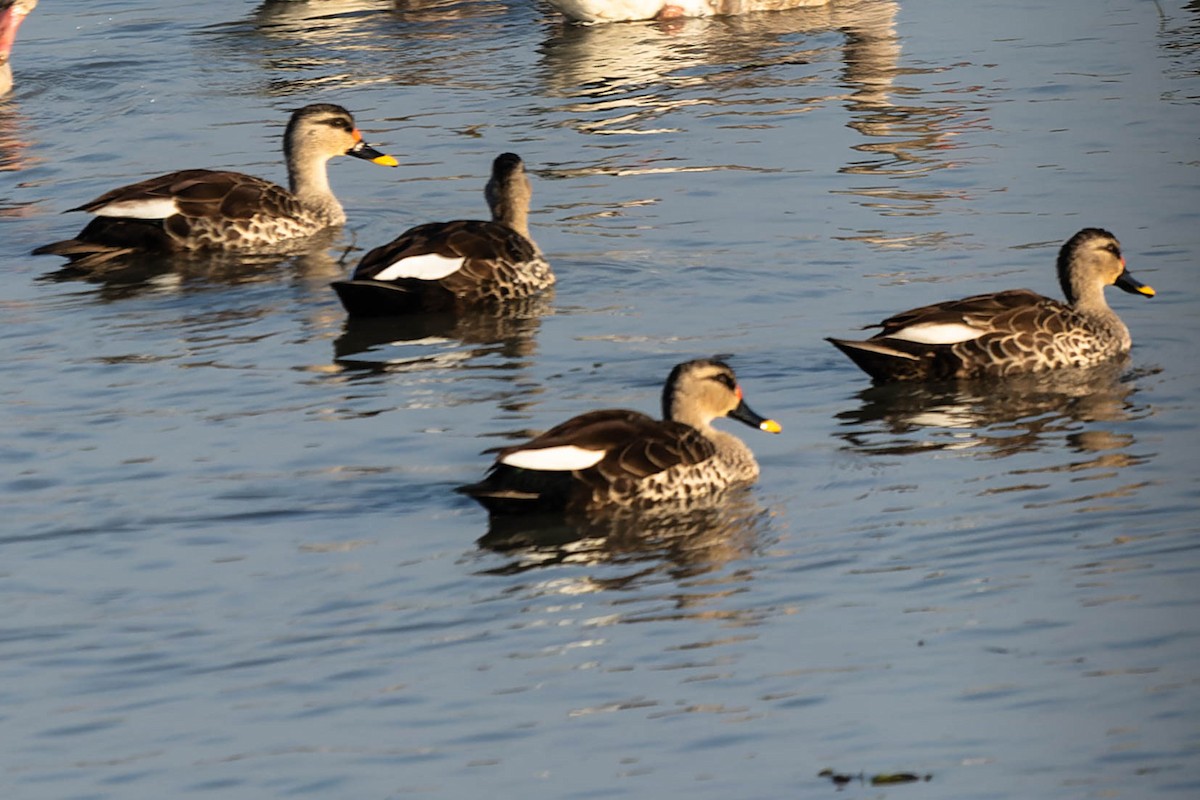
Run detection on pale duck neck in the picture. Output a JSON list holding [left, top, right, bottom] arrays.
[[487, 168, 535, 244], [490, 192, 532, 243], [286, 148, 345, 225], [1067, 271, 1131, 350]]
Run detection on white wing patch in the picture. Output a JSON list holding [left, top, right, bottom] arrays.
[[888, 321, 983, 345], [500, 445, 606, 472], [91, 198, 181, 219], [373, 252, 465, 282]]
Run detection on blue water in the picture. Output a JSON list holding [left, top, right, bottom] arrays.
[[2, 1, 1198, 797]]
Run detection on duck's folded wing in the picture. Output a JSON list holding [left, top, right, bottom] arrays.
[[490, 410, 710, 477], [352, 220, 537, 283], [875, 289, 1051, 341], [597, 419, 710, 478], [71, 169, 300, 222]]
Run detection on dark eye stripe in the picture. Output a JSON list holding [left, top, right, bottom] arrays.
[[712, 372, 736, 390]]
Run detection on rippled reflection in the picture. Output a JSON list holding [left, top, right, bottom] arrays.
[[251, 0, 391, 38], [538, 5, 888, 133], [37, 230, 347, 301], [212, 1, 393, 97], [537, 1, 986, 228], [1156, 1, 1200, 85], [251, 0, 511, 37], [827, 4, 995, 230], [0, 101, 40, 217], [332, 297, 548, 377], [538, 2, 902, 132], [219, 0, 984, 242], [212, 0, 518, 96], [834, 359, 1152, 458], [474, 489, 774, 587]]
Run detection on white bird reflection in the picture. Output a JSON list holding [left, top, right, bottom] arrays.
[[538, 0, 901, 131], [538, 0, 998, 238], [0, 103, 41, 217]]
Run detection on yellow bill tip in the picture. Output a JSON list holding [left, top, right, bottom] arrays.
[[1139, 284, 1156, 297], [372, 154, 400, 167], [761, 419, 782, 434]]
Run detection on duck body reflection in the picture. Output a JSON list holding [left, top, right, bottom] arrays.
[[37, 226, 348, 302], [475, 490, 773, 582], [835, 357, 1149, 458], [332, 296, 547, 374]]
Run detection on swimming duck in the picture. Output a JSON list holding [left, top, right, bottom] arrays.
[[826, 228, 1156, 382], [332, 152, 552, 317], [33, 104, 398, 270], [547, 0, 827, 24], [457, 359, 782, 515], [0, 0, 36, 96]]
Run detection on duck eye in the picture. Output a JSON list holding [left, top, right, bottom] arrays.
[[328, 118, 352, 131], [712, 373, 736, 391]]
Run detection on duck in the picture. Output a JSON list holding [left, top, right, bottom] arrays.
[[826, 228, 1156, 383], [457, 359, 782, 516], [33, 104, 398, 270], [0, 0, 36, 96], [547, 0, 828, 24], [331, 152, 553, 317]]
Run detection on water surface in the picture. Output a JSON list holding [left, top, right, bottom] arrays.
[[2, 1, 1199, 798]]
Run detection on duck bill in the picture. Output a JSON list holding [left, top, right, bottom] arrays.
[[728, 400, 782, 434], [347, 140, 399, 167], [1115, 270, 1155, 297]]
